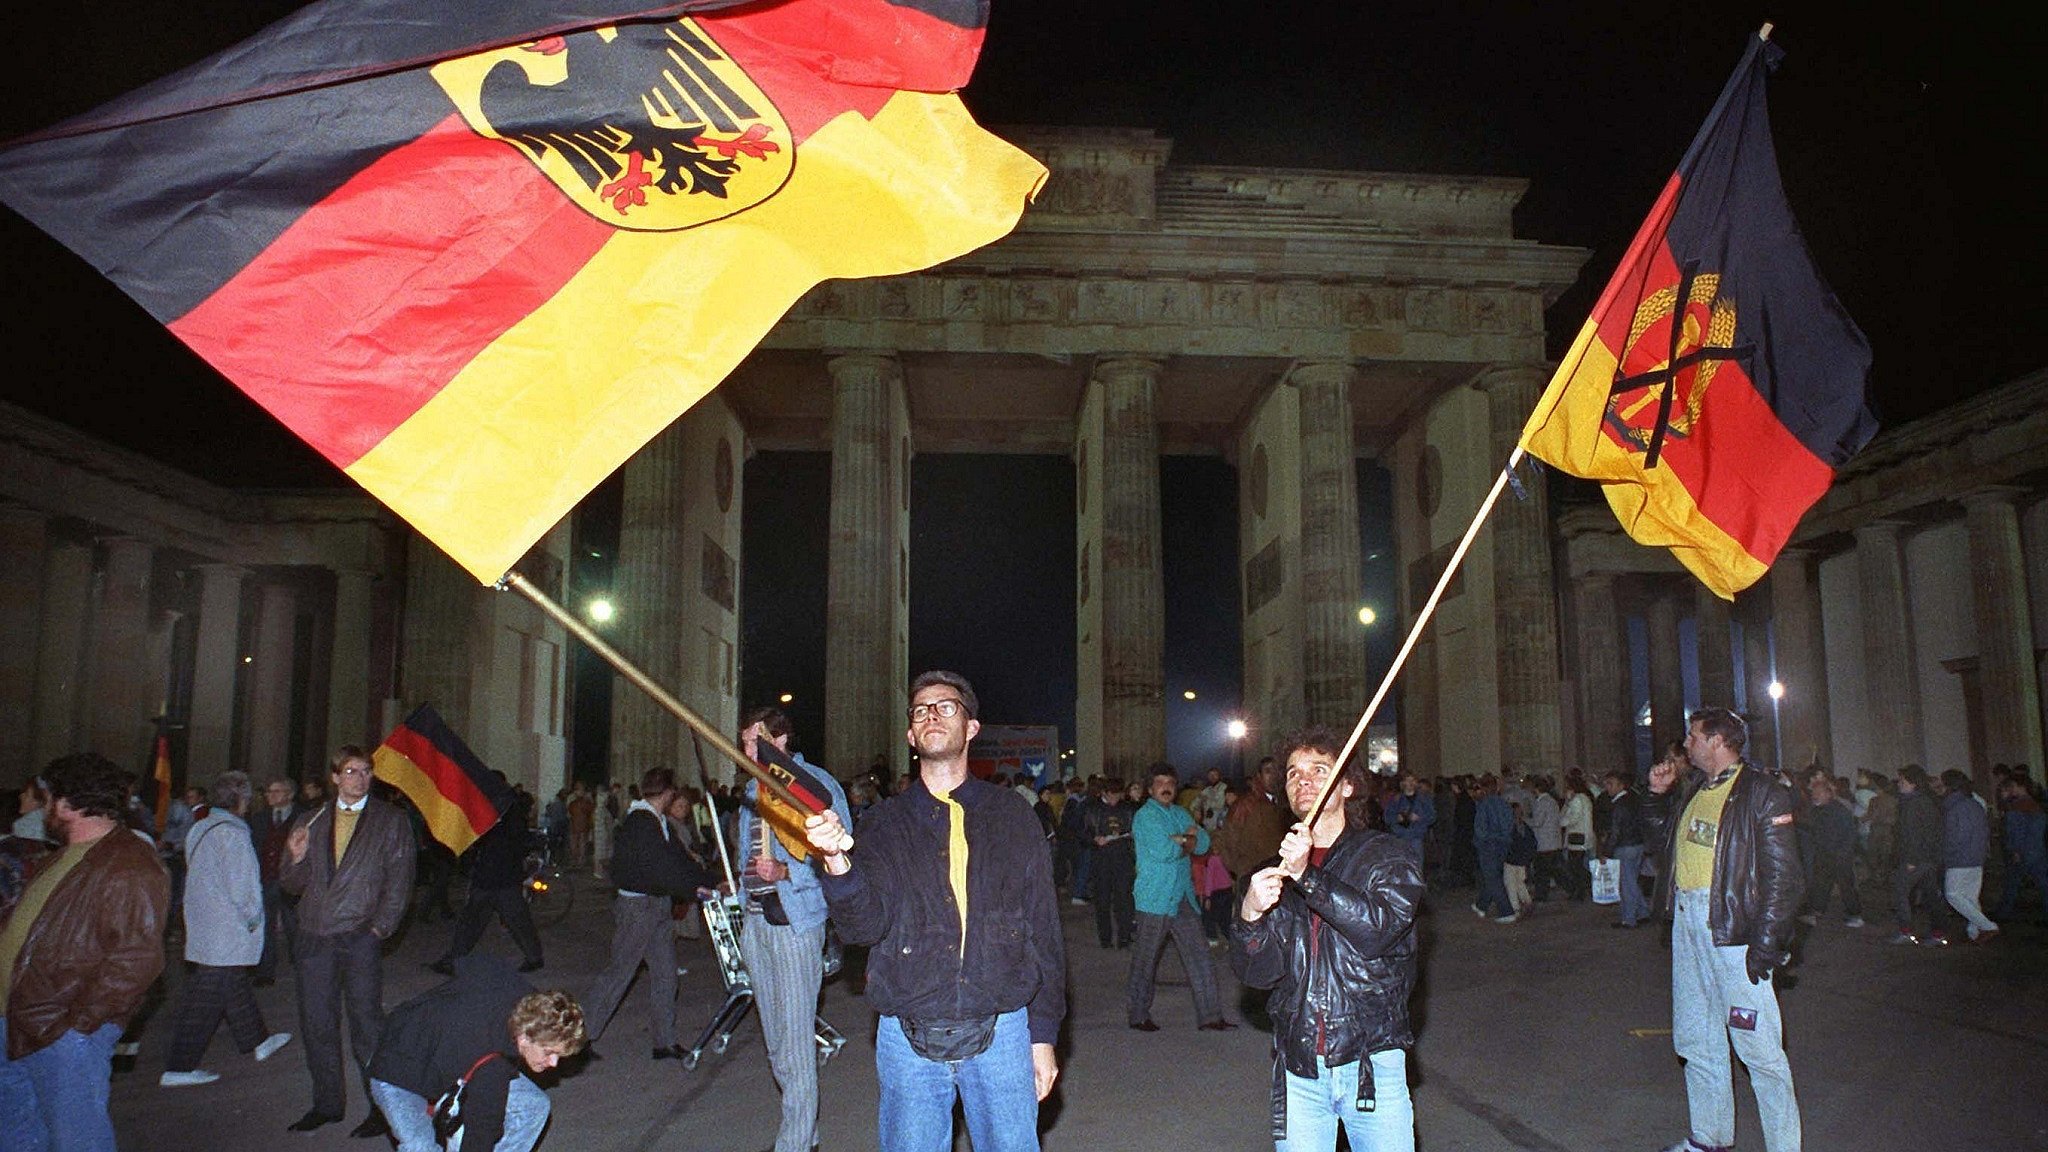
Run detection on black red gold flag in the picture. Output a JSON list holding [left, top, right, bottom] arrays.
[[1518, 30, 1877, 599], [372, 704, 512, 854], [0, 0, 1043, 583], [749, 738, 834, 862]]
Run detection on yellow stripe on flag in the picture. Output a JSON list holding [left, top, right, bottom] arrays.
[[1519, 320, 1766, 599], [348, 91, 1046, 582], [372, 745, 490, 855]]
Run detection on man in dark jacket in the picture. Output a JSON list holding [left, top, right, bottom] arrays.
[[0, 753, 170, 1152], [580, 767, 712, 1060], [803, 671, 1066, 1152], [280, 746, 417, 1135], [1232, 726, 1424, 1151], [369, 955, 585, 1152], [1890, 765, 1946, 945], [1603, 769, 1649, 929], [1796, 774, 1862, 928], [432, 783, 544, 975], [248, 778, 301, 986], [1642, 707, 1803, 1152]]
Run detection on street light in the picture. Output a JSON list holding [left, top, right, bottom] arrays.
[[586, 598, 615, 623], [778, 692, 794, 704], [1357, 605, 1377, 626], [1226, 718, 1249, 779], [1183, 690, 1197, 701]]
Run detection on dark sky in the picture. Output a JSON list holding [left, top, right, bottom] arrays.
[[3, 0, 2040, 769]]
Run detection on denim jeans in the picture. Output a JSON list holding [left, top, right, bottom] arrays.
[[0, 1019, 122, 1152], [372, 1074, 552, 1152], [1671, 889, 1801, 1152], [1615, 844, 1649, 926], [1474, 846, 1511, 917], [1277, 1049, 1414, 1152], [875, 1008, 1037, 1152]]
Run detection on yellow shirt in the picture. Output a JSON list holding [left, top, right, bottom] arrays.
[[334, 804, 363, 864], [0, 835, 100, 1008], [928, 781, 970, 955], [1674, 767, 1740, 891]]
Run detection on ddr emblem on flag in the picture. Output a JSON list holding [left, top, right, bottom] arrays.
[[372, 705, 513, 855], [1519, 31, 1877, 599], [0, 0, 1045, 585]]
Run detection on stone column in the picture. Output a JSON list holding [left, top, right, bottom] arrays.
[[1854, 523, 1923, 768], [1087, 357, 1166, 780], [1292, 362, 1367, 729], [244, 583, 298, 778], [1646, 584, 1687, 745], [0, 508, 48, 785], [1477, 366, 1564, 774], [1765, 548, 1828, 767], [824, 353, 910, 779], [31, 540, 93, 770], [187, 565, 247, 780], [1961, 489, 2044, 778], [611, 420, 691, 780], [1574, 573, 1632, 775], [90, 538, 157, 769], [1694, 581, 1737, 708], [327, 569, 375, 750]]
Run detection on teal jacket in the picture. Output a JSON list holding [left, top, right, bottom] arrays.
[[1132, 799, 1209, 916]]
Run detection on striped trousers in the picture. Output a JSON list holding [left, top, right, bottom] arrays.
[[166, 964, 268, 1072], [740, 916, 825, 1152]]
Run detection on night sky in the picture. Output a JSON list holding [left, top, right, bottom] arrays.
[[3, 1, 2039, 773]]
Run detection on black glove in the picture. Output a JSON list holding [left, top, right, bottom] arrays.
[[1744, 947, 1782, 985]]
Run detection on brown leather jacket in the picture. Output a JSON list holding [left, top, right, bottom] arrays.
[[6, 829, 170, 1059], [278, 798, 415, 939]]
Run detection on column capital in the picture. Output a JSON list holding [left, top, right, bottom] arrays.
[[1468, 362, 1549, 395], [1958, 484, 2030, 511], [825, 350, 901, 386], [1285, 360, 1357, 390], [1090, 355, 1163, 385]]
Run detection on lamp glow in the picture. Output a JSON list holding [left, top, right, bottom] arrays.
[[587, 598, 615, 623], [1357, 605, 1377, 626], [1226, 719, 1249, 741], [1767, 680, 1786, 701]]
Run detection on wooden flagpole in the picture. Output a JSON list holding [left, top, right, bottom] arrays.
[[501, 571, 847, 848], [1296, 446, 1528, 830]]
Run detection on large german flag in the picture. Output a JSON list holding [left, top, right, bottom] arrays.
[[0, 0, 1043, 583], [372, 704, 512, 854], [1519, 31, 1876, 599]]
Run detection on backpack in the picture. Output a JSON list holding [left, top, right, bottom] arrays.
[[1506, 820, 1538, 867], [431, 1052, 504, 1145]]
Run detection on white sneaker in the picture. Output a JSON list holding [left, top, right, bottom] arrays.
[[159, 1070, 220, 1087], [1843, 917, 1865, 929], [254, 1032, 293, 1062], [1493, 914, 1518, 924]]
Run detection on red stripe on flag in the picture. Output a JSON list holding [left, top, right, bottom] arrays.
[[168, 114, 613, 469], [1652, 362, 1833, 568], [385, 724, 500, 836]]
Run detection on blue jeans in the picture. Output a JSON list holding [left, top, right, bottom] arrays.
[[1671, 889, 1800, 1152], [1278, 1049, 1415, 1152], [1616, 844, 1649, 926], [0, 1019, 122, 1152], [372, 1075, 551, 1152], [1474, 845, 1511, 917], [875, 1008, 1037, 1152]]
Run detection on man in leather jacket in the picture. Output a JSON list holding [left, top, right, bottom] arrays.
[[0, 753, 170, 1151], [1232, 726, 1424, 1152], [1642, 706, 1804, 1152]]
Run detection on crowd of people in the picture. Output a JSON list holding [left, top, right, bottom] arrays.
[[2, 688, 2043, 1152]]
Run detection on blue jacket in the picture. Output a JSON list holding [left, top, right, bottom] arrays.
[[1473, 795, 1513, 851], [1385, 791, 1434, 847], [1940, 792, 1988, 869], [737, 752, 851, 933], [1132, 799, 1207, 916]]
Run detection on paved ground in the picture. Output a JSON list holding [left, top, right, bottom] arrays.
[[111, 872, 2048, 1151]]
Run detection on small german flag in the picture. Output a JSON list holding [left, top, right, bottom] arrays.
[[750, 738, 834, 862], [1519, 30, 1877, 599], [0, 0, 1043, 583], [372, 704, 511, 854]]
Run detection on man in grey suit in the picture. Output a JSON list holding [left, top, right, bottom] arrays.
[[279, 746, 415, 1135]]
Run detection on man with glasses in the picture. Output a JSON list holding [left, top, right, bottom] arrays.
[[278, 747, 415, 1136], [802, 671, 1066, 1152], [1233, 726, 1424, 1152]]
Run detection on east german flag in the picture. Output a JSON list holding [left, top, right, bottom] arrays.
[[372, 704, 512, 854], [1518, 30, 1877, 600], [0, 0, 1044, 584], [750, 738, 833, 862]]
